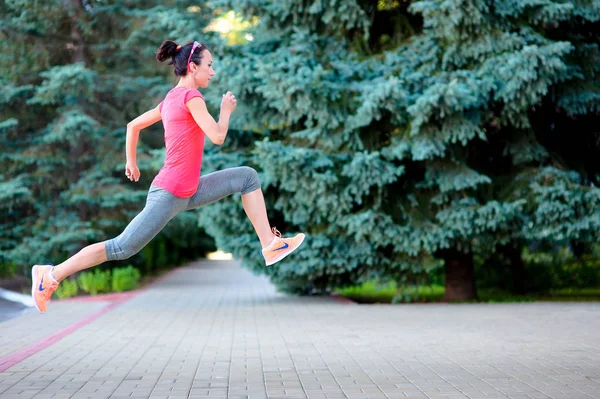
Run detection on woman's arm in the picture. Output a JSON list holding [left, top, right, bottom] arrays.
[[125, 105, 162, 182], [187, 92, 236, 145], [126, 105, 162, 165]]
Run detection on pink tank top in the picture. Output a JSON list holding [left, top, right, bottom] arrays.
[[152, 87, 205, 198]]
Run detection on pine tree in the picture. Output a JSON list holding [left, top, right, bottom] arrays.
[[199, 0, 600, 299], [0, 1, 219, 275]]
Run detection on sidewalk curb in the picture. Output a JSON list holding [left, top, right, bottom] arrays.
[[57, 266, 184, 304], [329, 293, 358, 305], [0, 288, 34, 307]]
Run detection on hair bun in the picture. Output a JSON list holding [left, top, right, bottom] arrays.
[[155, 40, 179, 62]]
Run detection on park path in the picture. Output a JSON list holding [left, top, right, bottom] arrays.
[[0, 259, 599, 399]]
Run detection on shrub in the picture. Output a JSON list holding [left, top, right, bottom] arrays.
[[55, 277, 79, 299], [77, 269, 110, 295], [111, 265, 141, 292]]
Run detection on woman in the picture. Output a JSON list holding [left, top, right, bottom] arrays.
[[31, 40, 305, 313]]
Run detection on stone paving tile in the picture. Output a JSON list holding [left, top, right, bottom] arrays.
[[0, 260, 598, 399], [0, 300, 109, 358]]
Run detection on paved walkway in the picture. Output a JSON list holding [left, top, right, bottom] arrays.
[[0, 260, 599, 399]]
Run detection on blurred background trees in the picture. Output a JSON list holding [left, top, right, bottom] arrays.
[[0, 1, 219, 279]]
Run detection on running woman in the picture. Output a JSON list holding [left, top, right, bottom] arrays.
[[31, 40, 305, 313]]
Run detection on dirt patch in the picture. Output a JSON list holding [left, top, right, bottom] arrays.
[[0, 275, 29, 294]]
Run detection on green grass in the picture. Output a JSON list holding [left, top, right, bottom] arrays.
[[547, 287, 600, 296], [335, 281, 600, 304], [335, 281, 397, 303], [475, 289, 535, 303], [534, 287, 600, 301], [335, 281, 444, 304]]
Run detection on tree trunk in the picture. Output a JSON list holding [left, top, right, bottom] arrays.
[[572, 241, 585, 259], [504, 243, 526, 295], [67, 0, 89, 245], [65, 0, 86, 63], [439, 249, 477, 302]]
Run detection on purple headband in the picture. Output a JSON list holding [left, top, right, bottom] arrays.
[[187, 41, 200, 72]]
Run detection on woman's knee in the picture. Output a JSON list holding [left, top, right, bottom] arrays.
[[105, 237, 143, 261], [240, 166, 261, 195], [116, 245, 141, 260]]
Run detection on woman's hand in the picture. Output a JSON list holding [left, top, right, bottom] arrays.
[[220, 91, 237, 114], [125, 162, 140, 182]]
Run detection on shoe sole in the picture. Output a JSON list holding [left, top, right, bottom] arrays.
[[265, 234, 305, 266], [31, 265, 42, 313]]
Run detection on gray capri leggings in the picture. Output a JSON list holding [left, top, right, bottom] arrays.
[[105, 166, 261, 261]]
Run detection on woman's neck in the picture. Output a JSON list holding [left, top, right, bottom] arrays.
[[176, 77, 197, 89]]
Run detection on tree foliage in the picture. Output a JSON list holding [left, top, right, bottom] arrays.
[[201, 0, 600, 298], [0, 1, 220, 275]]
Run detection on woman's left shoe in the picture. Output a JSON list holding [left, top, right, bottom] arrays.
[[31, 265, 59, 313], [261, 228, 305, 266]]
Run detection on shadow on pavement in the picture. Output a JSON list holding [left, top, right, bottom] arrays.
[[0, 298, 29, 323]]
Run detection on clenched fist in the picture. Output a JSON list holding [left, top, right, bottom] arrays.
[[221, 91, 237, 114]]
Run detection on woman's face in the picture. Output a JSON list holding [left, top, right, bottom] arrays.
[[192, 49, 215, 88]]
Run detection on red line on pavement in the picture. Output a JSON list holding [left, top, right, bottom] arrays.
[[58, 291, 136, 303], [329, 293, 357, 305], [0, 266, 183, 373], [0, 295, 131, 372]]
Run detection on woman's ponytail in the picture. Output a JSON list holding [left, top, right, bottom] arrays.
[[156, 40, 179, 63], [155, 40, 208, 77]]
